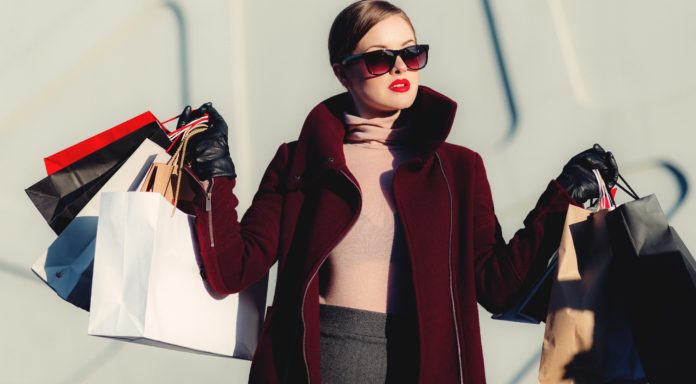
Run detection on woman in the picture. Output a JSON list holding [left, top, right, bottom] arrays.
[[178, 1, 618, 382]]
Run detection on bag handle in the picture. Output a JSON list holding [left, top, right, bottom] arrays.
[[166, 115, 209, 152], [163, 123, 208, 215], [160, 114, 181, 126], [160, 113, 207, 132], [167, 115, 208, 140], [614, 173, 639, 200], [593, 169, 615, 210]]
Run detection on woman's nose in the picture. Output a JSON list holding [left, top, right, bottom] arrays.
[[391, 55, 408, 74]]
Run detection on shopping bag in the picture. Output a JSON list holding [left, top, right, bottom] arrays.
[[539, 171, 645, 383], [31, 139, 169, 310], [88, 191, 267, 358], [605, 193, 696, 382], [43, 112, 165, 175], [491, 252, 558, 324], [139, 123, 207, 209], [493, 184, 623, 324], [539, 204, 602, 382], [25, 116, 170, 234]]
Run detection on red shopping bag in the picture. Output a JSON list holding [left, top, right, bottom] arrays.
[[43, 112, 176, 175]]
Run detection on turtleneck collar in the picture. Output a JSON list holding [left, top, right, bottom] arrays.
[[293, 86, 458, 173], [343, 109, 412, 146]]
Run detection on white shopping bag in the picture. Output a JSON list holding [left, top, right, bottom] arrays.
[[32, 139, 169, 309], [88, 191, 266, 359]]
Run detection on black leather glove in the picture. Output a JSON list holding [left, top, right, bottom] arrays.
[[176, 102, 236, 180], [556, 143, 619, 204]]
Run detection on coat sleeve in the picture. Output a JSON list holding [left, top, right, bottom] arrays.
[[471, 152, 580, 313], [191, 142, 291, 295]]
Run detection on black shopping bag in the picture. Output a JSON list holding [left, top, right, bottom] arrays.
[[491, 252, 557, 324], [605, 194, 696, 382], [25, 114, 170, 234]]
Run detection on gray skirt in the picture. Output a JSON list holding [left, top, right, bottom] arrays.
[[319, 304, 419, 384]]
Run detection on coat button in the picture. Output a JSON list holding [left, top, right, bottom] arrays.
[[327, 156, 334, 163], [294, 175, 301, 180]]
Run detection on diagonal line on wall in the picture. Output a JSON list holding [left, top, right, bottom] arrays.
[[0, 4, 160, 134], [481, 0, 519, 145], [548, 0, 593, 106], [2, 3, 192, 382], [508, 350, 541, 384], [0, 258, 37, 283], [0, 0, 93, 74], [57, 343, 126, 384]]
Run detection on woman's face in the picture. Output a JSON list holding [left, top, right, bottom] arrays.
[[333, 15, 420, 118]]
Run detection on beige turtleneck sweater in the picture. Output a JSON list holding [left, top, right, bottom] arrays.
[[318, 110, 416, 314]]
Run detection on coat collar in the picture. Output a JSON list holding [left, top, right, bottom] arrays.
[[295, 85, 458, 172]]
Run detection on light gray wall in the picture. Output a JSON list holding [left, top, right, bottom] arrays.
[[2, 1, 695, 383]]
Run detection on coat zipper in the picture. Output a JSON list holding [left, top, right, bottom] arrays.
[[189, 174, 216, 248], [435, 152, 464, 384], [301, 169, 362, 383], [206, 178, 215, 247]]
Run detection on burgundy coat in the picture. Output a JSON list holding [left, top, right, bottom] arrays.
[[191, 86, 576, 383]]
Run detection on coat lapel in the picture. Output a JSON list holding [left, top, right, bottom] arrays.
[[289, 85, 459, 283]]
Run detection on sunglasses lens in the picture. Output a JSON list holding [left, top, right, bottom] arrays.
[[402, 46, 428, 70], [364, 52, 394, 75], [351, 45, 428, 75]]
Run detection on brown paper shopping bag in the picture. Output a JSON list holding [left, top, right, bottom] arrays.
[[539, 204, 608, 383], [538, 170, 645, 383], [140, 124, 207, 210]]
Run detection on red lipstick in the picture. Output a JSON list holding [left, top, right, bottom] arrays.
[[388, 78, 410, 93]]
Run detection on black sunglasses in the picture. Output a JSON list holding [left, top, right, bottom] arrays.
[[340, 44, 429, 76]]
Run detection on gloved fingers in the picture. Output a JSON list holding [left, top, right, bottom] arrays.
[[176, 105, 192, 128], [580, 150, 618, 189], [604, 151, 619, 187], [197, 102, 213, 115], [177, 103, 214, 129], [188, 102, 211, 121], [570, 164, 601, 203], [199, 103, 228, 137], [569, 145, 602, 166], [578, 151, 610, 172], [193, 137, 230, 162], [582, 144, 618, 186], [180, 102, 234, 180], [570, 163, 599, 184]]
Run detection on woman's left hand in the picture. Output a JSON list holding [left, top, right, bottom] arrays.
[[556, 143, 619, 204]]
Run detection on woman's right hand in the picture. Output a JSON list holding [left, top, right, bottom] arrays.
[[177, 102, 237, 180]]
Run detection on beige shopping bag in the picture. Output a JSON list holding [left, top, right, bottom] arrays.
[[539, 171, 645, 383], [139, 124, 207, 209], [539, 204, 608, 383]]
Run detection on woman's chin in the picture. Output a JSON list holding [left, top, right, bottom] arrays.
[[355, 90, 418, 116], [385, 95, 417, 111]]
